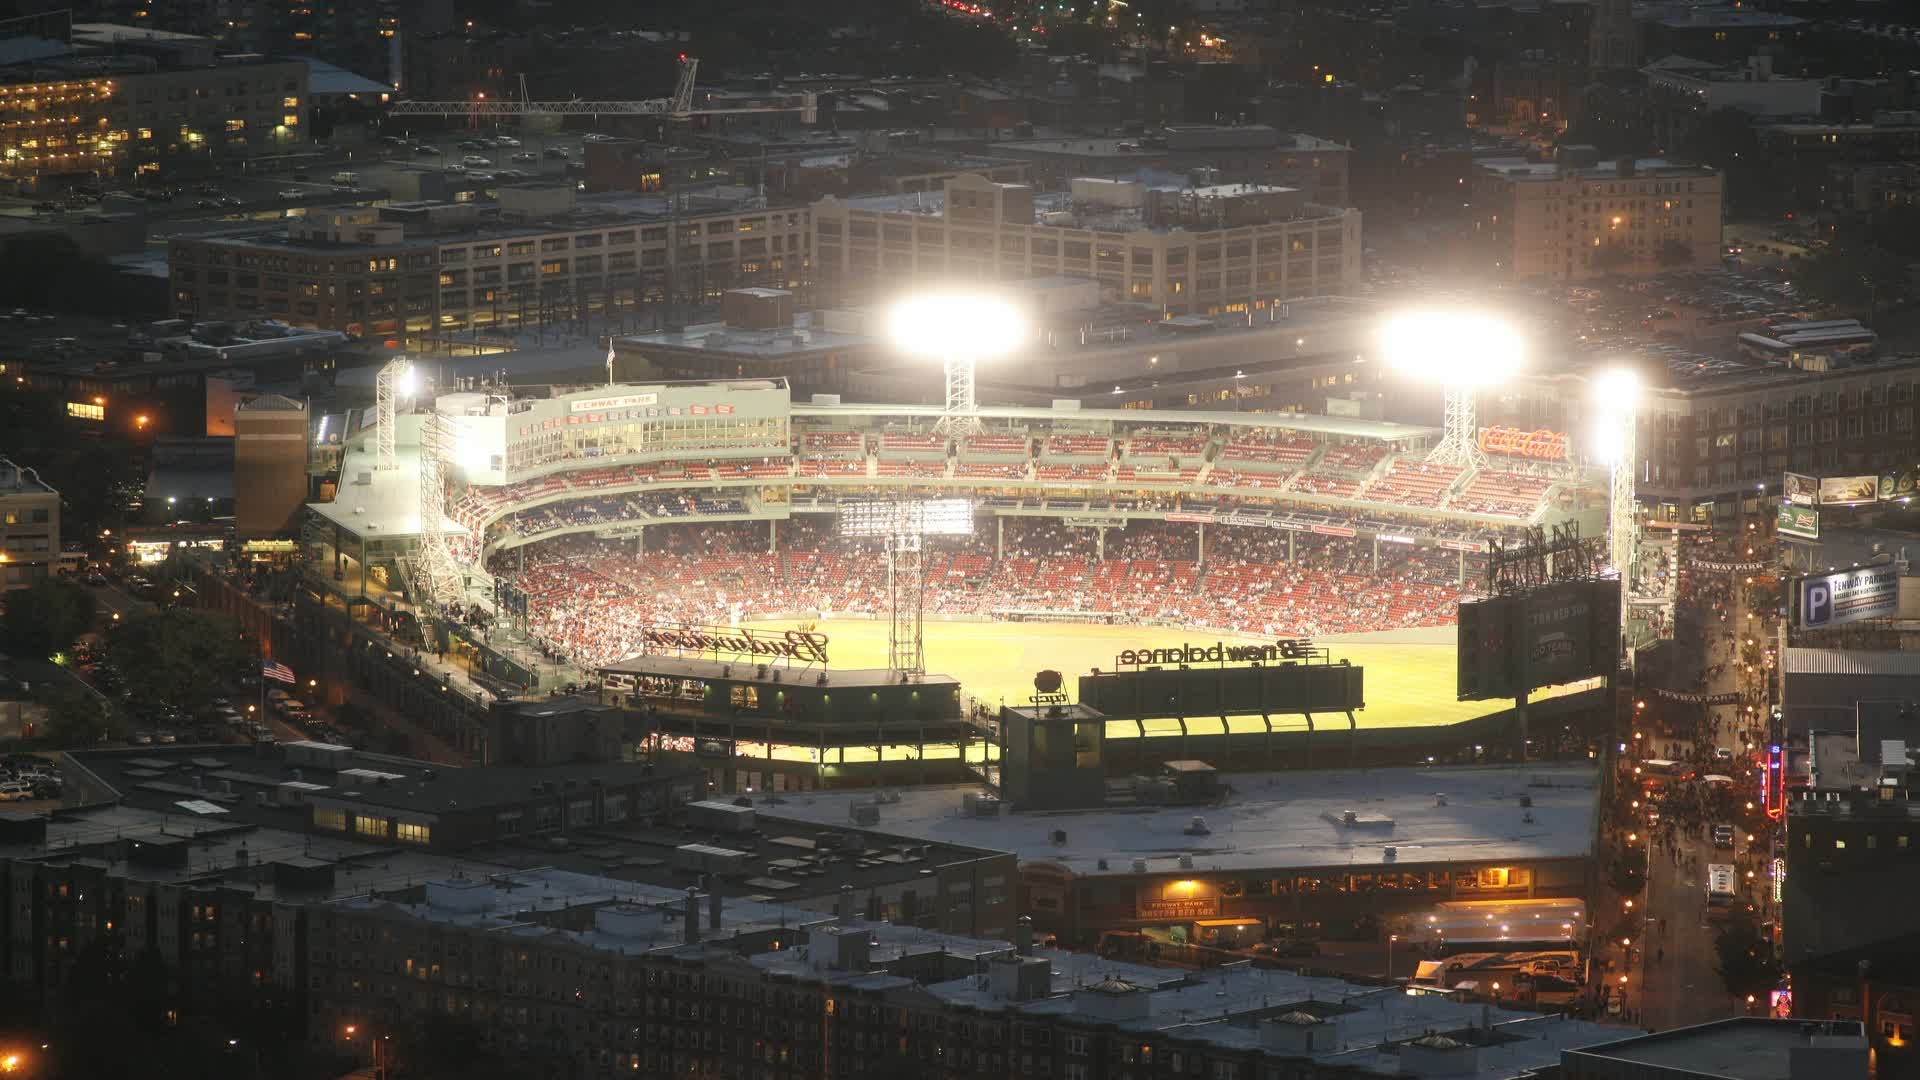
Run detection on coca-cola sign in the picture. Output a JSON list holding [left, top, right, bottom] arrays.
[[1477, 426, 1570, 461]]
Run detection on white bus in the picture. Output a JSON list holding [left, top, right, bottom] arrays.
[[1707, 863, 1738, 916]]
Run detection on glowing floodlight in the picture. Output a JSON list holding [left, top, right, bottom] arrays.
[[1588, 367, 1643, 467], [1379, 309, 1526, 387], [886, 291, 1025, 434], [837, 498, 975, 538]]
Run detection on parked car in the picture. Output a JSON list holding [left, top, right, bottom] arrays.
[[461, 154, 491, 167], [543, 146, 569, 159], [0, 782, 32, 802], [128, 732, 153, 745], [495, 135, 521, 147], [511, 151, 538, 164], [1712, 824, 1736, 849], [413, 144, 442, 156]]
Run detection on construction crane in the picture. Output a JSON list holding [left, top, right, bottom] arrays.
[[387, 56, 815, 121]]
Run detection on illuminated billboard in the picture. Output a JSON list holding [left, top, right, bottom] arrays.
[[1776, 503, 1819, 540], [1795, 564, 1899, 630], [1818, 475, 1879, 507]]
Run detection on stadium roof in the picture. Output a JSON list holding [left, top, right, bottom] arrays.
[[793, 402, 1433, 441], [760, 762, 1600, 878]]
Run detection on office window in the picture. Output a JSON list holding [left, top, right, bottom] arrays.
[[396, 822, 431, 845], [314, 808, 347, 831], [354, 816, 390, 839]]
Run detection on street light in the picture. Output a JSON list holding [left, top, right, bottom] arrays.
[[886, 291, 1025, 436], [1379, 309, 1525, 469]]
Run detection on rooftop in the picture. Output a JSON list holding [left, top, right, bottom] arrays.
[[0, 457, 55, 495], [620, 316, 877, 358], [795, 400, 1432, 442], [758, 763, 1601, 877], [1477, 156, 1719, 181], [1564, 1018, 1865, 1080]]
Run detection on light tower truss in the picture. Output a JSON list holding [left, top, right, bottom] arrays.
[[413, 411, 469, 610], [937, 357, 981, 436], [838, 499, 974, 677], [1427, 384, 1488, 471], [373, 356, 410, 472]]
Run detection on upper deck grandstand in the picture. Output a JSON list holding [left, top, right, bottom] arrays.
[[303, 377, 1607, 740]]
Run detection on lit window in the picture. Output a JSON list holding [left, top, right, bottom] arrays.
[[282, 96, 299, 109], [396, 822, 431, 844], [313, 808, 347, 831], [65, 402, 104, 421], [282, 114, 300, 127], [354, 815, 390, 839]]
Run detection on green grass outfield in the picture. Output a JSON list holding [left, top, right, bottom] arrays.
[[750, 619, 1583, 731]]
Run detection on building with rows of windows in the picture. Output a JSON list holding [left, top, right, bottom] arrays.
[[166, 184, 808, 342], [811, 172, 1361, 315], [1470, 155, 1723, 280]]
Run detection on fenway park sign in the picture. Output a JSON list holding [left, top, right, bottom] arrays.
[[642, 625, 830, 665], [1478, 426, 1570, 462]]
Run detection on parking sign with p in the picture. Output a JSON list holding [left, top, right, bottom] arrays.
[[1796, 565, 1898, 630], [1802, 580, 1833, 627]]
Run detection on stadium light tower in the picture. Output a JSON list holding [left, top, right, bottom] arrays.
[[1380, 311, 1525, 471], [1591, 366, 1641, 617], [886, 292, 1025, 436], [373, 356, 417, 472], [838, 498, 975, 678]]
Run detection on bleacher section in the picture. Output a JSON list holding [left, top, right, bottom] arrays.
[[954, 462, 1029, 480], [1216, 433, 1320, 470], [960, 433, 1030, 459], [1042, 434, 1114, 460], [1452, 471, 1554, 519], [877, 431, 948, 457], [1124, 433, 1210, 459], [1365, 458, 1464, 509], [801, 431, 864, 455]]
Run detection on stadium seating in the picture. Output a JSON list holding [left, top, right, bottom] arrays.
[[1125, 433, 1210, 459], [1035, 463, 1112, 482], [1452, 471, 1554, 518], [877, 431, 948, 456], [1042, 435, 1114, 459], [1365, 458, 1464, 509], [802, 431, 864, 454], [489, 521, 1470, 669], [960, 433, 1030, 458], [1216, 433, 1320, 469], [953, 462, 1029, 480]]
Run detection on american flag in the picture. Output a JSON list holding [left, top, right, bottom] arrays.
[[606, 341, 616, 382], [261, 660, 297, 685]]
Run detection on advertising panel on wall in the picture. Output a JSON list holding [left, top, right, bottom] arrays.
[[1795, 564, 1899, 630], [1783, 473, 1819, 507], [1880, 469, 1918, 502], [1776, 503, 1820, 540], [1818, 475, 1879, 506]]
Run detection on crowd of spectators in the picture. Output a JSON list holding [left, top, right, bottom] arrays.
[[488, 519, 1474, 669]]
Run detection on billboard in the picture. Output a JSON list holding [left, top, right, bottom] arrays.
[[1776, 503, 1820, 540], [1457, 579, 1621, 701], [1818, 475, 1879, 506], [1880, 469, 1919, 502], [1783, 473, 1819, 507], [1797, 564, 1899, 629]]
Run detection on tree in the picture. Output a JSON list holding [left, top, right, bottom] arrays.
[[1656, 238, 1694, 267], [1794, 238, 1907, 310], [1714, 912, 1781, 998], [41, 683, 121, 747], [0, 577, 97, 658], [105, 608, 246, 718], [387, 1014, 520, 1080], [1608, 854, 1646, 895], [1590, 245, 1634, 274]]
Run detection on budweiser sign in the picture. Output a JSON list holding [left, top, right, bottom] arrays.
[[642, 625, 830, 665], [1477, 426, 1570, 462]]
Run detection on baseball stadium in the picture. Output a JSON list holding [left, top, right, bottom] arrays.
[[305, 366, 1614, 790]]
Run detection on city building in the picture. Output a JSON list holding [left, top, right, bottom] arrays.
[[234, 393, 310, 538], [765, 762, 1603, 947], [972, 126, 1352, 206], [1485, 356, 1920, 524], [1790, 935, 1920, 1070], [2, 319, 347, 441], [167, 186, 811, 341], [1756, 112, 1920, 212], [0, 458, 59, 587], [1470, 155, 1724, 280], [1560, 1018, 1867, 1079], [812, 172, 1361, 315], [1822, 162, 1920, 218], [1639, 6, 1809, 67], [0, 16, 309, 182], [1640, 55, 1824, 150]]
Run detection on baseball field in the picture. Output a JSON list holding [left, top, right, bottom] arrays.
[[750, 619, 1582, 729]]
